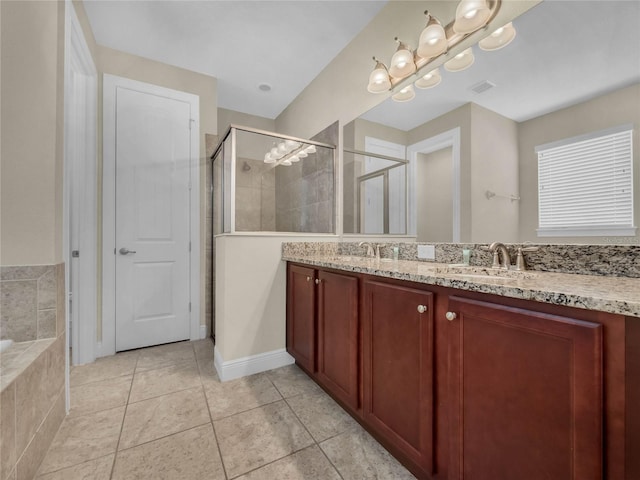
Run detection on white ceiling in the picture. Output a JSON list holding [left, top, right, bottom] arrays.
[[361, 0, 640, 131], [83, 1, 639, 125], [83, 0, 387, 119]]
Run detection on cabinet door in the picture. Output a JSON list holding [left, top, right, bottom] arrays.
[[317, 270, 359, 409], [447, 296, 603, 480], [286, 264, 316, 373], [363, 280, 434, 474]]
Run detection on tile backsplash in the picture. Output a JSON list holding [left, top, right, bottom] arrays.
[[1, 264, 64, 341], [282, 242, 640, 278]]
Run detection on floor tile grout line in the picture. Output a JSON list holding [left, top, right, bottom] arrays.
[[32, 452, 116, 479], [116, 419, 213, 454], [280, 372, 347, 480], [197, 352, 230, 480], [108, 350, 139, 479]]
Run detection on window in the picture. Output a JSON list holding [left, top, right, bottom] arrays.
[[536, 124, 635, 237]]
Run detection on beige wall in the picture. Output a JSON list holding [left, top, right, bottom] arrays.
[[417, 148, 453, 242], [217, 107, 275, 136], [1, 0, 65, 265], [469, 103, 519, 243], [215, 235, 339, 362], [518, 83, 640, 243]]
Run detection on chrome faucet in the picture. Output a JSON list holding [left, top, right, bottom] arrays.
[[488, 242, 511, 270], [358, 242, 383, 260], [359, 242, 375, 258]]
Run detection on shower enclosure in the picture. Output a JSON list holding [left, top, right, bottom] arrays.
[[211, 125, 336, 235], [209, 125, 336, 341]]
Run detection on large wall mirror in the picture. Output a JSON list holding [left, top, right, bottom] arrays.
[[343, 0, 640, 244]]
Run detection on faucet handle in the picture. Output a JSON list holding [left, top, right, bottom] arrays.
[[480, 245, 500, 268], [515, 246, 539, 271]]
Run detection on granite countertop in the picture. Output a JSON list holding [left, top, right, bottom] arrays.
[[283, 253, 640, 318]]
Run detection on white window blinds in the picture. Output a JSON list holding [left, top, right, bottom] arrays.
[[536, 125, 635, 237]]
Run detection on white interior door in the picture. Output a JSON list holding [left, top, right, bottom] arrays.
[[114, 86, 193, 351]]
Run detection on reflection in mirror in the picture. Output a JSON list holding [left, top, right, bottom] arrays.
[[343, 0, 640, 244]]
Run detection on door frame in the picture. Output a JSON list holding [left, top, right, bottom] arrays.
[[101, 74, 201, 357], [407, 127, 461, 242], [64, 0, 98, 373]]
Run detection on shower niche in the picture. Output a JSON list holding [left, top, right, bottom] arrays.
[[211, 125, 336, 235]]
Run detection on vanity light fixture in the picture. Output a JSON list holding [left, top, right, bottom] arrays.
[[415, 68, 442, 89], [453, 0, 491, 34], [389, 38, 417, 78], [417, 11, 448, 59], [392, 84, 416, 102], [367, 0, 508, 102], [263, 141, 315, 166], [479, 22, 516, 51], [444, 47, 475, 72]]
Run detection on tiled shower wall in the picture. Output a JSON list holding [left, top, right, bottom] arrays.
[[1, 264, 63, 341], [235, 158, 276, 231], [275, 122, 337, 233]]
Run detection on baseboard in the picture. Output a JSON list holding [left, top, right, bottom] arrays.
[[214, 347, 295, 382]]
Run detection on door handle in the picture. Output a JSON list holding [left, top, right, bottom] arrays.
[[119, 247, 137, 255]]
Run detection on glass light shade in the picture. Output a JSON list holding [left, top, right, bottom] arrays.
[[392, 84, 415, 102], [284, 139, 300, 152], [417, 17, 447, 59], [270, 147, 280, 158], [276, 142, 288, 155], [305, 145, 316, 154], [367, 60, 391, 93], [453, 0, 491, 34], [280, 159, 292, 166], [290, 154, 300, 163], [444, 48, 474, 72], [264, 152, 276, 164], [388, 40, 416, 78], [479, 22, 516, 51], [415, 68, 442, 89], [297, 150, 308, 158]]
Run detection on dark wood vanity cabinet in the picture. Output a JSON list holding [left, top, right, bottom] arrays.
[[316, 269, 359, 410], [362, 280, 435, 476], [446, 296, 603, 480], [286, 264, 359, 409], [286, 264, 316, 373], [286, 262, 634, 480]]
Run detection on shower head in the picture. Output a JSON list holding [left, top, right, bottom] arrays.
[[242, 161, 251, 172]]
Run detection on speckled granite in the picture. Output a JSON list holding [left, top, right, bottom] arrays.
[[282, 244, 640, 318], [282, 242, 640, 277]]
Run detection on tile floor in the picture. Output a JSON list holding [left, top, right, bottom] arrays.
[[34, 339, 416, 479]]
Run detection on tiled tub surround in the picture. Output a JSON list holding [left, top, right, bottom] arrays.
[[1, 263, 66, 480], [282, 243, 640, 318], [1, 265, 64, 342]]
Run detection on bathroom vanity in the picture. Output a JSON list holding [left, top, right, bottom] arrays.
[[284, 250, 640, 480]]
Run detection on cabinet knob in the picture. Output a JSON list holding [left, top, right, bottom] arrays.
[[306, 276, 311, 282], [445, 312, 457, 321], [417, 305, 427, 314], [315, 278, 320, 285]]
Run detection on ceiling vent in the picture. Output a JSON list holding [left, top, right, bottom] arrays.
[[469, 80, 496, 94]]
